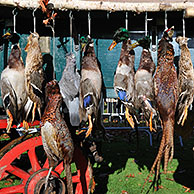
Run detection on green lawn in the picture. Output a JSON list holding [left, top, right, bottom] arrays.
[[92, 130, 194, 194]]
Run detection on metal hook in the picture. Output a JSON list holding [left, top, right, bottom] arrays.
[[165, 11, 167, 30], [183, 10, 185, 37], [12, 8, 18, 33], [32, 8, 37, 33], [125, 12, 128, 31], [69, 10, 73, 52], [88, 12, 91, 36]]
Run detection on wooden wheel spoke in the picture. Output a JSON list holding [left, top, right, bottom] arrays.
[[7, 164, 30, 181], [28, 148, 41, 172], [0, 184, 25, 194]]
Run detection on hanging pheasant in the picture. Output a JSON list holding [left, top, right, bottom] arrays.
[[143, 26, 178, 191], [41, 80, 74, 193], [25, 32, 45, 123], [175, 36, 194, 126]]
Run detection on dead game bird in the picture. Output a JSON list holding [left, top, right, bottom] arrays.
[[1, 32, 28, 133], [79, 35, 103, 138], [132, 36, 157, 132], [108, 27, 137, 129], [41, 80, 74, 193], [143, 26, 178, 191], [175, 36, 194, 126], [59, 53, 80, 127], [25, 32, 45, 123]]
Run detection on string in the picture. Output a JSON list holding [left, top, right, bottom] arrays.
[[12, 8, 18, 33], [125, 12, 128, 31], [32, 8, 37, 33], [88, 12, 91, 36]]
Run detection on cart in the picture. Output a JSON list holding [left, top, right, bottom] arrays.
[[0, 119, 94, 194]]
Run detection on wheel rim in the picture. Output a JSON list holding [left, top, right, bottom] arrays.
[[0, 134, 92, 194]]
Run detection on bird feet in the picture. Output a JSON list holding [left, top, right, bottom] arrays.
[[6, 109, 13, 133], [181, 105, 188, 126], [125, 108, 134, 128]]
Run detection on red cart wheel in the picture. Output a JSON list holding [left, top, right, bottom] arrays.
[[0, 133, 94, 194]]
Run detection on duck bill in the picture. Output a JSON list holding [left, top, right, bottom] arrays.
[[2, 32, 11, 39], [108, 41, 117, 51], [24, 43, 29, 51], [130, 41, 140, 49], [81, 43, 86, 52]]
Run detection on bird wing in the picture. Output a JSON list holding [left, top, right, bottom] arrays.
[[1, 77, 17, 119], [30, 69, 44, 99]]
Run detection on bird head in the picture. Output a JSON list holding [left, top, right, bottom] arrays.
[[176, 36, 188, 47], [130, 36, 151, 49], [163, 26, 174, 41], [45, 80, 61, 101], [2, 31, 20, 45], [108, 27, 130, 51], [80, 35, 94, 53], [25, 32, 40, 52]]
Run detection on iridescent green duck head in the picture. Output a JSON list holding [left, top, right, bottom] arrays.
[[108, 27, 130, 51], [80, 35, 94, 52], [130, 36, 151, 50]]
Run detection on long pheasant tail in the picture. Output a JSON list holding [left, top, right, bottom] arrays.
[[141, 132, 166, 192], [65, 161, 73, 194]]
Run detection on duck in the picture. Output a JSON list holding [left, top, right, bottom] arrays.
[[132, 36, 157, 131], [143, 26, 178, 191], [41, 80, 74, 193], [175, 36, 194, 126], [25, 32, 45, 123], [59, 52, 80, 127], [108, 27, 137, 129], [0, 32, 28, 132], [79, 35, 103, 138]]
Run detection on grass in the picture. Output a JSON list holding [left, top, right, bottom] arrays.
[[92, 130, 194, 194]]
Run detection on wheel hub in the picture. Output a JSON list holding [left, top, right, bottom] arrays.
[[25, 168, 66, 194]]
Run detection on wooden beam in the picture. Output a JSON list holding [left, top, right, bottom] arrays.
[[0, 0, 194, 12]]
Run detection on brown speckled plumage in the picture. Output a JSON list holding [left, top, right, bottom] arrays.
[[25, 32, 44, 122], [175, 36, 194, 126], [41, 80, 74, 194], [143, 27, 178, 190]]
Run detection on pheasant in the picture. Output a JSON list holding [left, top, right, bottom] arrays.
[[175, 36, 194, 126], [143, 26, 178, 191], [41, 80, 74, 193], [25, 32, 45, 123]]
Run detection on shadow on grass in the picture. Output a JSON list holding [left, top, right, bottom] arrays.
[[92, 129, 194, 194]]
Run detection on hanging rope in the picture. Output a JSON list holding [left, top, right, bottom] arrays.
[[32, 8, 37, 33], [69, 11, 73, 53], [88, 12, 91, 36], [183, 10, 185, 37], [125, 12, 128, 30], [12, 8, 18, 33]]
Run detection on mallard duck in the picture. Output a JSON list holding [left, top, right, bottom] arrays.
[[1, 32, 28, 133], [79, 35, 102, 138], [59, 53, 80, 127], [41, 80, 74, 193], [143, 26, 178, 190], [108, 27, 136, 128], [132, 36, 157, 131], [25, 32, 45, 123], [175, 36, 194, 126]]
